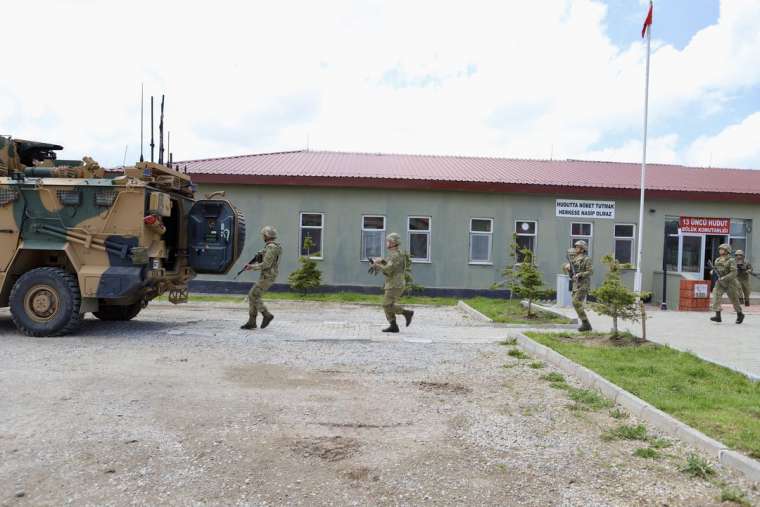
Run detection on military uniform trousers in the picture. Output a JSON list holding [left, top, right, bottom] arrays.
[[738, 277, 752, 302], [710, 281, 742, 313], [248, 278, 274, 318], [383, 288, 406, 323], [572, 287, 589, 321]]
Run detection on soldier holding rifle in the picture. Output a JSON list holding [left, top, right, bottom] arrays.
[[709, 243, 744, 324], [735, 250, 753, 306], [563, 240, 593, 332], [240, 226, 282, 330], [369, 233, 414, 333]]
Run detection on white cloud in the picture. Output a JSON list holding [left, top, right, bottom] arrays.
[[2, 0, 760, 168], [685, 112, 760, 169]]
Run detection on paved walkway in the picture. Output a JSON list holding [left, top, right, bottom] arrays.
[[547, 302, 760, 380]]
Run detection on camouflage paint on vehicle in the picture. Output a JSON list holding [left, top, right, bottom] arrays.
[[0, 136, 245, 336]]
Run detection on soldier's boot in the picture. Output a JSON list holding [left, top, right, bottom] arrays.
[[241, 318, 257, 330], [745, 298, 751, 306], [710, 311, 722, 323], [402, 310, 415, 327], [578, 319, 592, 332], [736, 312, 745, 324], [382, 320, 400, 333], [260, 312, 274, 329]]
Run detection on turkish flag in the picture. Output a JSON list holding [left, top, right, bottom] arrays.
[[641, 2, 653, 38]]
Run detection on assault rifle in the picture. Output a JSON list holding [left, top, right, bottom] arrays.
[[706, 260, 720, 290], [367, 257, 386, 275], [736, 263, 760, 279], [234, 250, 264, 279], [565, 251, 576, 291]]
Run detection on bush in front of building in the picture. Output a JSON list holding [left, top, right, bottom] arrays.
[[288, 236, 322, 294], [590, 254, 645, 337], [493, 238, 546, 318]]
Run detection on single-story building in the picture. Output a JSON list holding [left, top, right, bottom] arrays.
[[180, 150, 759, 306]]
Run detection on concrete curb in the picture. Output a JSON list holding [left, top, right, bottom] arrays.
[[457, 300, 492, 322], [512, 331, 760, 483]]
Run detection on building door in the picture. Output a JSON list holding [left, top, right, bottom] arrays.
[[704, 234, 728, 280]]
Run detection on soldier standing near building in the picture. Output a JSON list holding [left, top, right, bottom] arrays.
[[563, 240, 593, 332], [370, 232, 414, 333], [241, 226, 282, 330], [735, 250, 753, 306], [709, 243, 744, 324]]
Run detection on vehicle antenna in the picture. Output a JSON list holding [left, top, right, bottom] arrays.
[[139, 84, 144, 163], [158, 95, 165, 165], [167, 131, 171, 165], [150, 96, 155, 163], [123, 144, 128, 167]]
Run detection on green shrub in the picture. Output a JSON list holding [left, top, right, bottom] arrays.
[[288, 236, 322, 294]]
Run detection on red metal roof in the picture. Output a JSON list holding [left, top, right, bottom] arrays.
[[178, 150, 760, 201]]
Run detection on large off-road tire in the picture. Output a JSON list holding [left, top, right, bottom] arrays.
[[9, 267, 82, 337], [93, 302, 142, 321]]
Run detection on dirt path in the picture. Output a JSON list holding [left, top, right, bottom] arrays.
[[0, 303, 756, 506]]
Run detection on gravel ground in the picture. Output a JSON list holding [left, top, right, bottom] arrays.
[[0, 301, 757, 506]]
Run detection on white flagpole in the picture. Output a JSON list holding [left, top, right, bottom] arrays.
[[634, 5, 652, 294]]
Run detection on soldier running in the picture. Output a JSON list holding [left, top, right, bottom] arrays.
[[241, 226, 282, 330], [370, 232, 414, 333], [709, 243, 744, 324], [564, 240, 593, 332], [735, 249, 753, 306]]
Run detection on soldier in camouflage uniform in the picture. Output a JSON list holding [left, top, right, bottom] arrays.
[[563, 240, 593, 332], [370, 232, 414, 333], [734, 250, 753, 306], [241, 226, 282, 330], [709, 243, 744, 324]]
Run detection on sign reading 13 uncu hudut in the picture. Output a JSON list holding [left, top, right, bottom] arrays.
[[555, 199, 616, 219]]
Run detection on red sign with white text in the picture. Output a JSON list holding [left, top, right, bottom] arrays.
[[679, 217, 730, 234]]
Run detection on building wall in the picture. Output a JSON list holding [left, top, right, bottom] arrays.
[[196, 183, 759, 293]]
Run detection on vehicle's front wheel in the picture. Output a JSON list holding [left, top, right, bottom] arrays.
[[93, 302, 142, 321], [9, 267, 82, 337]]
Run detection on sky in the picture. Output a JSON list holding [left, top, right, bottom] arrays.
[[2, 0, 760, 169]]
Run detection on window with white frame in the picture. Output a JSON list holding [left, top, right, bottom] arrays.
[[408, 216, 431, 262], [515, 220, 537, 262], [361, 215, 385, 260], [614, 224, 635, 264], [730, 220, 749, 256], [570, 222, 593, 255], [300, 212, 324, 258], [469, 218, 493, 264]]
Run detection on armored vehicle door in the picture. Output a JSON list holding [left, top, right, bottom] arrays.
[[0, 185, 21, 272], [187, 199, 246, 274]]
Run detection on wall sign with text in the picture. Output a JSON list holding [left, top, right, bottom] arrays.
[[555, 199, 616, 219], [679, 217, 730, 234]]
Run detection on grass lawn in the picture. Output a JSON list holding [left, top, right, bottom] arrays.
[[467, 298, 572, 324], [158, 292, 458, 306], [526, 331, 760, 459]]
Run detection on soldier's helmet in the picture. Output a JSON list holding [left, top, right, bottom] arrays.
[[574, 240, 588, 251], [718, 243, 732, 254], [261, 226, 278, 239], [386, 232, 401, 245], [735, 249, 745, 257]]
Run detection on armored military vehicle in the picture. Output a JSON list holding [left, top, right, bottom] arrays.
[[0, 136, 245, 336]]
